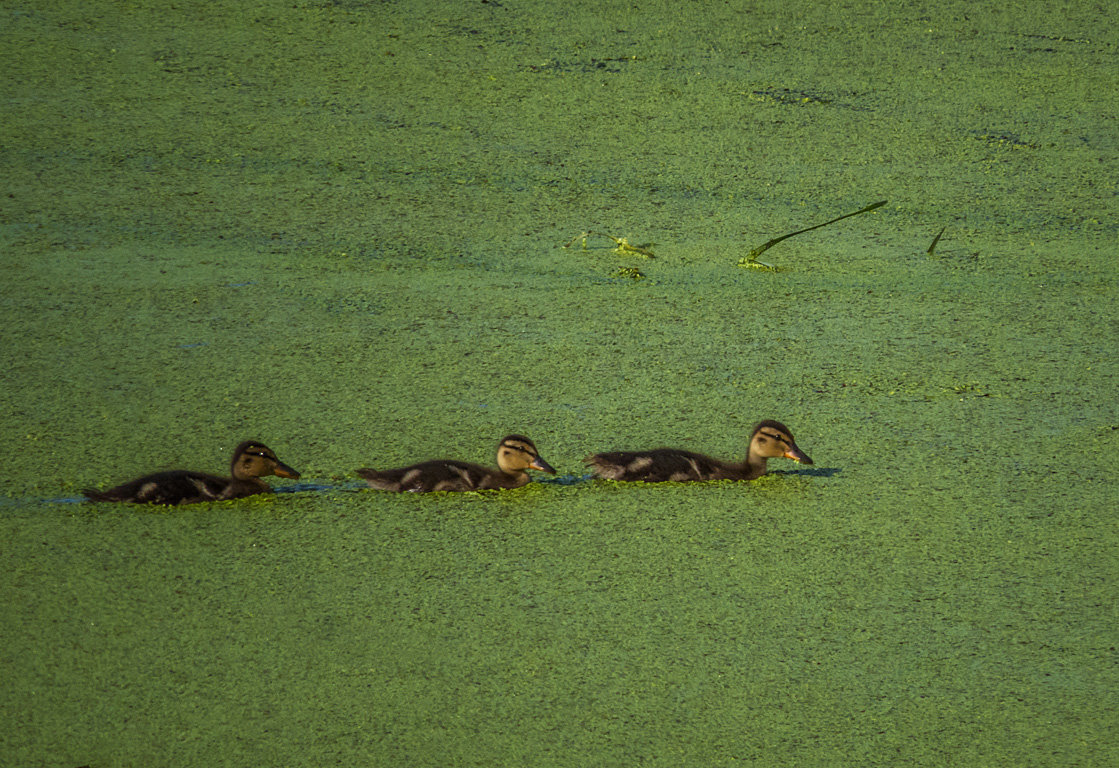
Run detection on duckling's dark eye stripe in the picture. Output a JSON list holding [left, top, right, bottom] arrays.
[[760, 431, 790, 446], [502, 442, 537, 457]]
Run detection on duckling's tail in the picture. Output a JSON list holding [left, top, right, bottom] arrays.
[[81, 488, 116, 502]]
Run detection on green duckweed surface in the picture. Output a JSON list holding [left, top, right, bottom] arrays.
[[2, 1, 1116, 765]]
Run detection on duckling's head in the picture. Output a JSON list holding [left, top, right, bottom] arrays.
[[231, 441, 302, 481], [496, 435, 557, 476], [747, 421, 813, 465]]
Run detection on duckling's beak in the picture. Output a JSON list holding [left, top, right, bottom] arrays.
[[273, 462, 301, 479], [783, 445, 813, 465], [531, 456, 557, 474]]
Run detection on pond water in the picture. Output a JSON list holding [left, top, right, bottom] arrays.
[[1, 1, 1115, 765]]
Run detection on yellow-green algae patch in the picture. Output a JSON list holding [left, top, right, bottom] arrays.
[[1, 0, 1116, 766]]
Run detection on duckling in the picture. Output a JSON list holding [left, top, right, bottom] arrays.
[[83, 440, 300, 505], [357, 434, 556, 492], [585, 420, 812, 483]]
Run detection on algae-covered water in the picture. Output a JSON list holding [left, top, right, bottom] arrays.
[[2, 0, 1116, 765]]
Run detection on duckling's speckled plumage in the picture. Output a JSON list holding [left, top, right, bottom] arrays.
[[83, 440, 300, 505], [585, 420, 812, 483], [357, 434, 556, 492]]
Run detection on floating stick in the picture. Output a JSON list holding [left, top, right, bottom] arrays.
[[926, 226, 947, 255], [739, 199, 887, 268]]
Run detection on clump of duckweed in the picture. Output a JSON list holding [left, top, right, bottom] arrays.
[[563, 231, 656, 258]]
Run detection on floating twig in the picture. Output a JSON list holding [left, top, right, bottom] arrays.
[[563, 231, 655, 258], [926, 226, 947, 255], [738, 199, 887, 268]]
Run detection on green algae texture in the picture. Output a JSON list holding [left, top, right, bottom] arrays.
[[1, 1, 1116, 766]]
